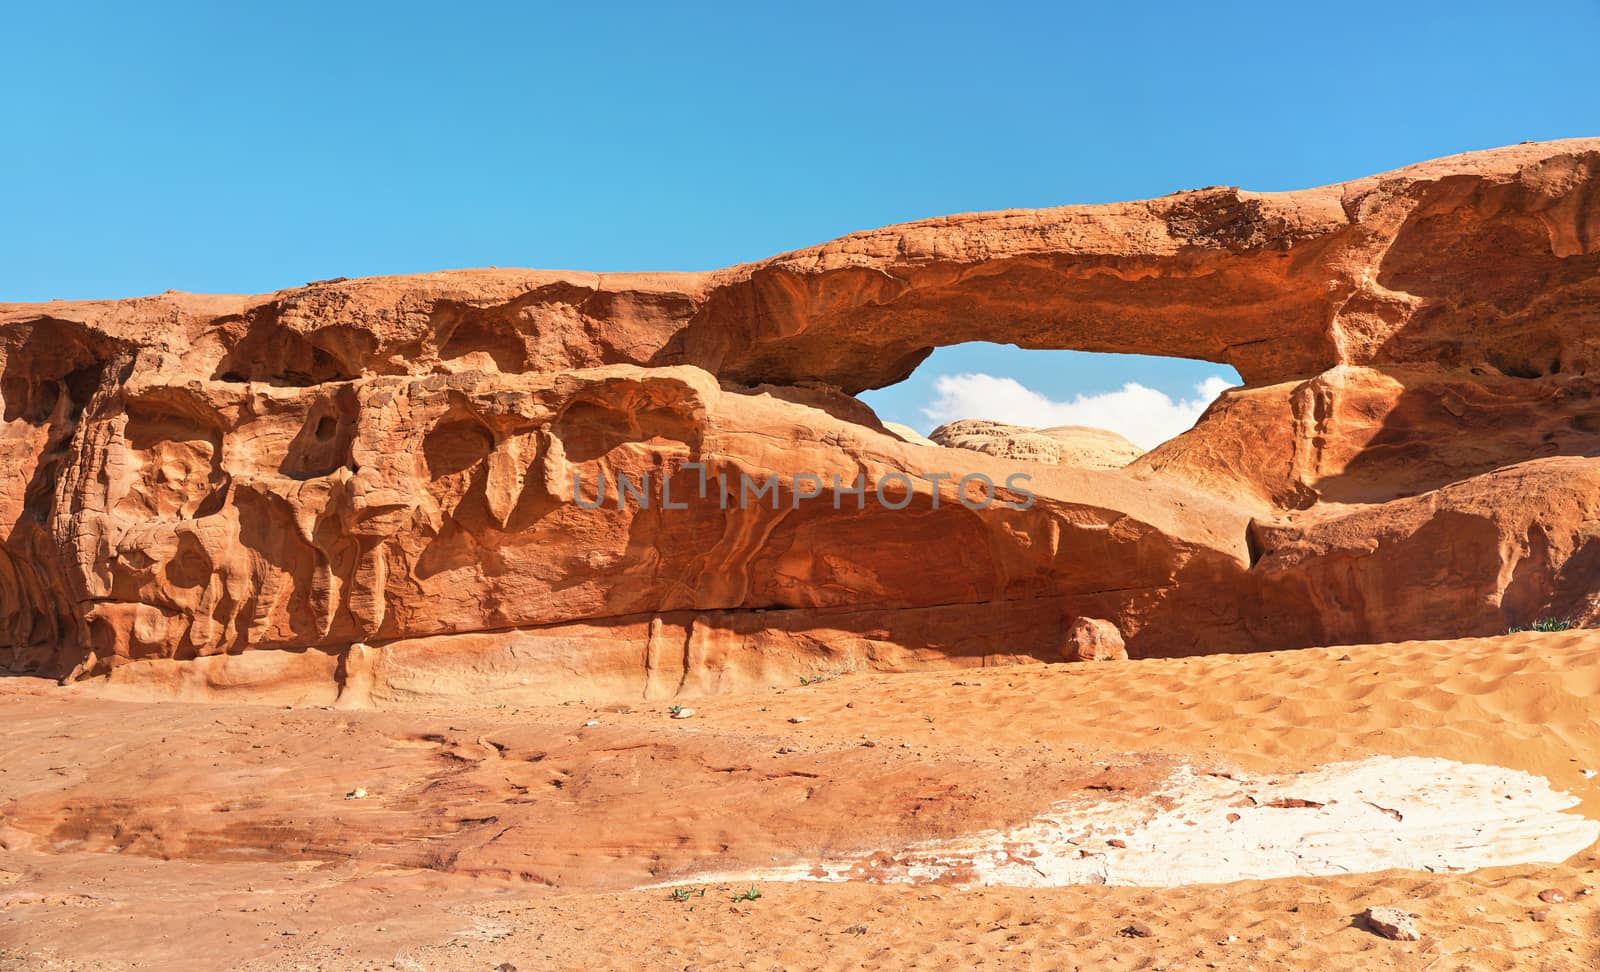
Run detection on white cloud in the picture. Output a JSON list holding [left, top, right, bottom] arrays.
[[920, 373, 1234, 450]]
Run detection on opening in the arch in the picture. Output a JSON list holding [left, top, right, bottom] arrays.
[[859, 343, 1243, 462]]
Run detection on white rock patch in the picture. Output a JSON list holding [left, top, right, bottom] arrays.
[[665, 756, 1599, 889]]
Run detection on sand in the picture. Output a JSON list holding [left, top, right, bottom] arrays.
[[2, 631, 1598, 970]]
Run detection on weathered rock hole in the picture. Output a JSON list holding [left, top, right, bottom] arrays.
[[437, 308, 529, 373], [212, 321, 360, 386], [860, 343, 1240, 458], [281, 396, 356, 480], [31, 380, 61, 418], [1245, 521, 1267, 569], [117, 399, 227, 520], [553, 401, 637, 465], [62, 364, 101, 409], [1487, 353, 1549, 380], [424, 418, 495, 479]]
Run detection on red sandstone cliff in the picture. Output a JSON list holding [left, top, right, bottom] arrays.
[[2, 138, 1597, 700]]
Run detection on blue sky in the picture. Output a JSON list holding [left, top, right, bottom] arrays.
[[5, 1, 1597, 441]]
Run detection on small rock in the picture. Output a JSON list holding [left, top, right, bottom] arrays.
[[1119, 921, 1154, 938], [776, 747, 797, 755], [1363, 906, 1420, 941], [1582, 769, 1597, 779], [787, 716, 809, 724], [670, 707, 695, 720], [861, 740, 877, 748], [1538, 888, 1567, 904], [1106, 838, 1127, 849], [1529, 909, 1549, 922], [843, 924, 867, 935], [1064, 617, 1127, 662], [344, 787, 367, 800], [496, 964, 518, 972], [1577, 888, 1592, 897], [582, 719, 600, 727]]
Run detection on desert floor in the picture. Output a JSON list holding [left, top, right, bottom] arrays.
[[2, 633, 1598, 971]]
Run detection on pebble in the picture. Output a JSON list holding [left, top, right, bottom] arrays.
[[670, 708, 695, 720], [1538, 888, 1567, 904], [1119, 921, 1154, 938], [1363, 906, 1420, 941], [787, 716, 809, 724]]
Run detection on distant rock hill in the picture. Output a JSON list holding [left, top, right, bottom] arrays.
[[929, 420, 1145, 470]]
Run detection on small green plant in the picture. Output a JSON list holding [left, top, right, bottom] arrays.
[[668, 887, 705, 902], [667, 704, 684, 717], [731, 886, 762, 903], [1507, 617, 1576, 633]]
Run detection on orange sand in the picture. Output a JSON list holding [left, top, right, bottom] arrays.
[[3, 632, 1598, 970]]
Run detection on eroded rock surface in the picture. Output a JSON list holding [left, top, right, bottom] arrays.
[[2, 138, 1598, 699]]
